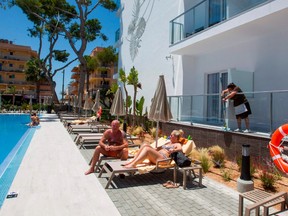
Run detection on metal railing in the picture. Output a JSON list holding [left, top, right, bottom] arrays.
[[168, 90, 288, 134], [170, 0, 272, 45]]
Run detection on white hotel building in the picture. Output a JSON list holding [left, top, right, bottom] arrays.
[[115, 0, 288, 133]]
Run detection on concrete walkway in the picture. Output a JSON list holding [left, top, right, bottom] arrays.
[[0, 114, 120, 216]]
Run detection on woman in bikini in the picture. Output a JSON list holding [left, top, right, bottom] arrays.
[[124, 130, 183, 168]]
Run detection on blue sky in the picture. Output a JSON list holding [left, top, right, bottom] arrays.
[[0, 4, 119, 99]]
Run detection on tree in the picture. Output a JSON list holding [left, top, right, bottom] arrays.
[[119, 68, 130, 117], [5, 85, 16, 106], [15, 0, 78, 103], [85, 55, 99, 96], [15, 0, 117, 106], [127, 66, 141, 126], [0, 0, 13, 9]]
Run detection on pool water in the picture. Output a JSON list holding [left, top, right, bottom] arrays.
[[0, 114, 36, 208], [0, 114, 30, 165]]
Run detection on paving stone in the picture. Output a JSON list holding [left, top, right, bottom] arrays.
[[77, 135, 251, 216]]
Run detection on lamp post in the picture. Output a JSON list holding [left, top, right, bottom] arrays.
[[62, 69, 65, 104]]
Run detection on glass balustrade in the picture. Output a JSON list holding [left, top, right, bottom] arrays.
[[168, 90, 288, 134], [170, 0, 271, 45]]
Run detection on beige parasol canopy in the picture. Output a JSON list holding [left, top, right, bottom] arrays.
[[92, 89, 100, 113], [148, 75, 173, 147], [110, 87, 125, 119]]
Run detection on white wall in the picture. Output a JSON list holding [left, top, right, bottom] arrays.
[[118, 0, 288, 130], [118, 0, 182, 111]]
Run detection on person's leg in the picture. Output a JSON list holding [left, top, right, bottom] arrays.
[[125, 147, 164, 168], [236, 117, 241, 129], [122, 143, 151, 165], [85, 146, 107, 175], [119, 147, 128, 160], [244, 117, 250, 130]]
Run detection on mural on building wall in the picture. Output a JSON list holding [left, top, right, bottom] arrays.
[[127, 0, 155, 62]]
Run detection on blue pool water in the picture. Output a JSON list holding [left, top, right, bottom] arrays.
[[0, 114, 36, 208], [0, 114, 30, 165]]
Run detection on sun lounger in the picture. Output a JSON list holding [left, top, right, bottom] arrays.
[[74, 133, 103, 144], [68, 124, 111, 134], [92, 150, 137, 173], [78, 135, 103, 149], [98, 161, 138, 188], [98, 138, 202, 189], [126, 134, 140, 146]]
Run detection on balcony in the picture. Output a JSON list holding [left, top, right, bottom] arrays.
[[170, 0, 273, 45], [0, 80, 35, 86], [0, 55, 28, 62], [0, 68, 25, 73], [168, 90, 288, 134]]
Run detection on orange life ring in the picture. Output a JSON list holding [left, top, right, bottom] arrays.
[[269, 124, 288, 173]]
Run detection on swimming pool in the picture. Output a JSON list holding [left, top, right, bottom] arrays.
[[0, 114, 36, 208]]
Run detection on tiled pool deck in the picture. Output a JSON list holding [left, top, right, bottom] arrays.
[[0, 114, 277, 216]]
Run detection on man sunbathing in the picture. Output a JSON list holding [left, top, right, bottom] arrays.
[[85, 120, 128, 175], [123, 130, 183, 168]]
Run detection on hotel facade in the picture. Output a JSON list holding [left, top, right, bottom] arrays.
[[116, 0, 288, 133]]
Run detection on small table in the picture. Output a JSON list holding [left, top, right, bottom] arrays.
[[239, 189, 286, 216], [179, 164, 203, 189]]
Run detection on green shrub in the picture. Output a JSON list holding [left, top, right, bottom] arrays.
[[221, 168, 232, 181], [198, 148, 212, 173], [132, 126, 144, 136], [259, 170, 277, 190], [209, 145, 225, 168]]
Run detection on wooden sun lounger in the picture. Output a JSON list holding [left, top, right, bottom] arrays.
[[74, 132, 103, 143], [78, 136, 102, 149], [68, 124, 111, 134], [60, 116, 80, 122], [98, 161, 138, 189], [99, 160, 203, 189], [98, 139, 203, 189]]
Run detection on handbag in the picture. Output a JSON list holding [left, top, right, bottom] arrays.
[[171, 151, 192, 167]]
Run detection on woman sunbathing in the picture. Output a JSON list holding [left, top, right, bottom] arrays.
[[124, 130, 183, 168]]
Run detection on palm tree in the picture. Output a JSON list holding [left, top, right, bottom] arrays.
[[85, 55, 99, 97], [5, 85, 17, 107], [127, 66, 141, 126]]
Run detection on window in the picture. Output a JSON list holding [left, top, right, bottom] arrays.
[[9, 63, 13, 67], [206, 71, 227, 123], [209, 0, 226, 27], [10, 52, 13, 55], [9, 74, 15, 79]]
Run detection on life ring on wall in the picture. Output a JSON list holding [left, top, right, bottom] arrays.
[[269, 124, 288, 174]]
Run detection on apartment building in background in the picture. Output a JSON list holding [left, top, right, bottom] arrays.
[[0, 39, 52, 105], [70, 47, 117, 98], [116, 0, 288, 133]]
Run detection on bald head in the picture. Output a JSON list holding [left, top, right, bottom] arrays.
[[111, 120, 120, 131]]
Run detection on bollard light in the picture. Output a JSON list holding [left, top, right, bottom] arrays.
[[240, 144, 251, 181]]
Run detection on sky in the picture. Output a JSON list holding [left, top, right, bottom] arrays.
[[0, 2, 120, 99]]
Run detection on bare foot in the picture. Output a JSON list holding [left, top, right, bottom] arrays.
[[124, 164, 136, 168], [121, 161, 131, 166], [84, 168, 94, 175]]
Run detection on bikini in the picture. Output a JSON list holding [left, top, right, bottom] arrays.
[[159, 145, 174, 159]]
